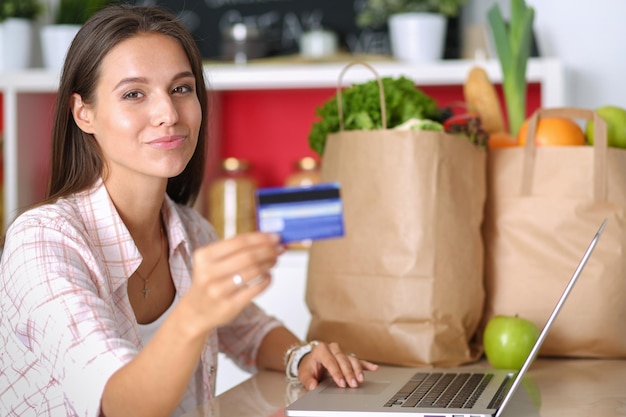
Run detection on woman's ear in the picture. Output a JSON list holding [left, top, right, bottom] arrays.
[[70, 93, 95, 134]]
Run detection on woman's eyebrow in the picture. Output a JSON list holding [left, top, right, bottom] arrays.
[[112, 71, 195, 91], [113, 76, 148, 92], [174, 71, 195, 81]]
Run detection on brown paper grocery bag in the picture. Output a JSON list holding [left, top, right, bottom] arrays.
[[483, 107, 626, 357], [305, 62, 486, 367]]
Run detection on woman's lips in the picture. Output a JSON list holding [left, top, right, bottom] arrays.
[[147, 135, 186, 150]]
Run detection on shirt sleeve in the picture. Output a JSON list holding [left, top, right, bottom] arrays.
[[217, 303, 283, 374], [1, 213, 138, 417]]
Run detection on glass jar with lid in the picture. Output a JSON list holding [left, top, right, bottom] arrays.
[[207, 157, 257, 239], [285, 157, 320, 187]]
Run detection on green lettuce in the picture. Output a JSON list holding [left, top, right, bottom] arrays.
[[308, 76, 442, 156]]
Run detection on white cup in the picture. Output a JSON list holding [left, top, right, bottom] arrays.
[[300, 30, 338, 58]]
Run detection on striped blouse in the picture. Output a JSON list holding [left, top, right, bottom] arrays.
[[0, 179, 281, 417]]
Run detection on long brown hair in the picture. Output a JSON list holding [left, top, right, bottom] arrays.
[[47, 4, 208, 206]]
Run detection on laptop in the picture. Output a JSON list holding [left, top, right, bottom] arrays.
[[286, 219, 607, 417]]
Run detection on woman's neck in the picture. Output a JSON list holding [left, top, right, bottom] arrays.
[[103, 174, 167, 243]]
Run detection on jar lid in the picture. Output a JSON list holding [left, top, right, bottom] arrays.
[[296, 157, 319, 171], [222, 157, 250, 172]]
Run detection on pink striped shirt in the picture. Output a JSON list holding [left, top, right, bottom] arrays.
[[0, 180, 281, 417]]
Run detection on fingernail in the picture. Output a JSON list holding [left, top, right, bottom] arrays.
[[357, 373, 364, 382], [339, 378, 346, 388], [350, 378, 358, 387], [269, 233, 281, 242]]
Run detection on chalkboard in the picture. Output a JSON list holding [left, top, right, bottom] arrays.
[[133, 0, 460, 60]]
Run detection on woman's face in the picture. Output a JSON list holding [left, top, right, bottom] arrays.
[[77, 32, 202, 183]]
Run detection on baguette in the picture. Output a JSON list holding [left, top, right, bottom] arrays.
[[463, 66, 506, 135]]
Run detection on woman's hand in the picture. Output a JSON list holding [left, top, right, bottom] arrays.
[[184, 232, 283, 335], [297, 342, 379, 390]]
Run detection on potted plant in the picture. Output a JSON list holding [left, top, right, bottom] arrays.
[[41, 0, 114, 70], [356, 0, 466, 63], [0, 0, 44, 70]]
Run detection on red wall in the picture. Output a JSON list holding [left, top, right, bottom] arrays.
[[0, 86, 541, 189], [217, 83, 542, 187]]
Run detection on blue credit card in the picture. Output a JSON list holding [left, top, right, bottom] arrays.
[[255, 182, 345, 244]]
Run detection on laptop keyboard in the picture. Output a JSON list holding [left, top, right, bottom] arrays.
[[384, 372, 494, 409]]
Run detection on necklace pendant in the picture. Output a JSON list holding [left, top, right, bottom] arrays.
[[136, 225, 164, 299]]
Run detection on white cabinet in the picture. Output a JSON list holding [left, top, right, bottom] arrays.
[[0, 58, 564, 228], [216, 250, 310, 395]]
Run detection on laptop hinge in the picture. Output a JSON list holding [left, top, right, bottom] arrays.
[[487, 374, 513, 409]]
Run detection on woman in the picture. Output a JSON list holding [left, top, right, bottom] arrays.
[[0, 5, 377, 417]]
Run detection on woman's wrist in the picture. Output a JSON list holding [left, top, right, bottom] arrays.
[[171, 294, 215, 343], [284, 341, 319, 381]]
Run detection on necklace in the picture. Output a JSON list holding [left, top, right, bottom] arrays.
[[135, 227, 165, 299]]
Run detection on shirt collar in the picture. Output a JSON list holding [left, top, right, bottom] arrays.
[[81, 179, 193, 293]]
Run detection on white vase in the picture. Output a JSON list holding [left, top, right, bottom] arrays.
[[0, 18, 34, 71], [40, 24, 81, 70], [0, 24, 3, 72], [388, 12, 447, 63]]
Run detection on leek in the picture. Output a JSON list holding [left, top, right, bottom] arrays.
[[488, 0, 535, 137]]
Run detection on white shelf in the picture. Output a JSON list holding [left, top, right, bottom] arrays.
[[206, 57, 563, 106], [0, 57, 563, 97], [0, 57, 565, 228]]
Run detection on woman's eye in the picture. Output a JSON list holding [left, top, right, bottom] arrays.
[[122, 90, 143, 100], [173, 84, 194, 94]]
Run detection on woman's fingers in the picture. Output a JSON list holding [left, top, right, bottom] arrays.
[[328, 343, 359, 387], [227, 273, 273, 305], [185, 232, 282, 330], [299, 342, 379, 391], [199, 232, 281, 263], [229, 272, 271, 294], [192, 232, 282, 293]]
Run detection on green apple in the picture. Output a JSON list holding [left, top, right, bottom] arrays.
[[483, 315, 540, 370], [586, 105, 626, 148]]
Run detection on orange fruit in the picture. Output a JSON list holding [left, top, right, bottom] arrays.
[[517, 117, 586, 146], [488, 131, 518, 149]]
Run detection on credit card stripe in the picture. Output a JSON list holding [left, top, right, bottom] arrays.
[[257, 187, 340, 205], [258, 201, 342, 219]]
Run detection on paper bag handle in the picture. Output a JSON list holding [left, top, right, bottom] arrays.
[[521, 107, 607, 201], [336, 61, 387, 131]]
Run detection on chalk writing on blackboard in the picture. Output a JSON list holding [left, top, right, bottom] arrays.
[[137, 0, 389, 59], [134, 0, 459, 60]]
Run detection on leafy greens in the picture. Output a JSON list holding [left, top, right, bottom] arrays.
[[308, 76, 442, 156]]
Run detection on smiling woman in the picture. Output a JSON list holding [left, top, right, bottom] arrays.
[[70, 32, 201, 185], [0, 4, 376, 417]]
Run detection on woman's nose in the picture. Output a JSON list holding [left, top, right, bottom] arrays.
[[151, 93, 179, 126]]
